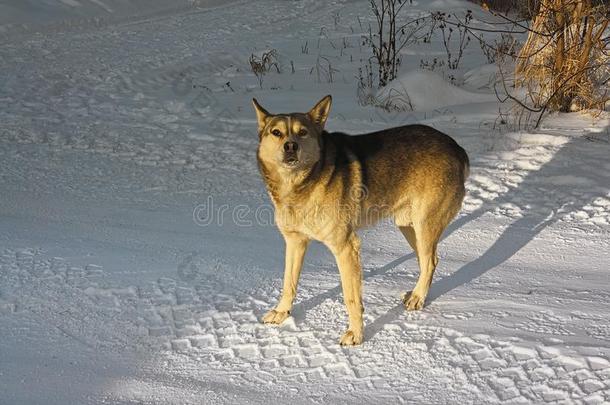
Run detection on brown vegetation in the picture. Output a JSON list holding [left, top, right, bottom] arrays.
[[514, 0, 609, 113]]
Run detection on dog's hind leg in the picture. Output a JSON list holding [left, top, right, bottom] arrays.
[[402, 222, 442, 311], [263, 232, 309, 324]]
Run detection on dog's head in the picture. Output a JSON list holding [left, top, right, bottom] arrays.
[[253, 95, 331, 172]]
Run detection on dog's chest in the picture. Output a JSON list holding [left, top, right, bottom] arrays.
[[274, 198, 344, 241]]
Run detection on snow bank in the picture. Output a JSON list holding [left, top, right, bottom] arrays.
[[376, 70, 496, 111], [463, 64, 500, 90]]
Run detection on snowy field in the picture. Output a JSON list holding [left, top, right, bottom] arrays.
[[1, 0, 610, 403]]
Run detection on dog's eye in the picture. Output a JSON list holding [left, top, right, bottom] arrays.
[[298, 129, 308, 137], [271, 129, 282, 137]]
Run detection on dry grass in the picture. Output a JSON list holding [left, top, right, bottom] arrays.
[[249, 50, 281, 88], [515, 0, 609, 113]]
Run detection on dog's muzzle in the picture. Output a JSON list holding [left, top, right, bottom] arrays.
[[283, 142, 299, 165]]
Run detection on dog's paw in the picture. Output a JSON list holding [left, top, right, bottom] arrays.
[[339, 329, 363, 346], [262, 309, 290, 324], [402, 291, 426, 311]]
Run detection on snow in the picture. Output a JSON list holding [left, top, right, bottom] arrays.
[[377, 70, 496, 111], [0, 0, 231, 36], [1, 0, 610, 404]]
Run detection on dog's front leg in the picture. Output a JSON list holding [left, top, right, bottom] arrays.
[[330, 233, 364, 346], [262, 232, 309, 325]]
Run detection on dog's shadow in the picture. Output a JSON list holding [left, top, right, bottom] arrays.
[[293, 132, 610, 340], [291, 253, 414, 322]]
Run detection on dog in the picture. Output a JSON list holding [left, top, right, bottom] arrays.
[[253, 95, 469, 345]]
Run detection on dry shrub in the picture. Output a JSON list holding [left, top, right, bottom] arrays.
[[364, 0, 427, 87], [479, 33, 520, 64], [249, 50, 281, 88], [515, 0, 609, 113], [310, 56, 339, 83], [375, 86, 414, 111]]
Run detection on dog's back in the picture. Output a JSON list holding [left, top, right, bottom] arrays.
[[326, 124, 469, 229]]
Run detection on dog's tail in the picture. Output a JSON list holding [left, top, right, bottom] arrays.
[[458, 145, 470, 180]]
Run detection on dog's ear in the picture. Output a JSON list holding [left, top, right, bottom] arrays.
[[308, 95, 332, 127], [252, 98, 271, 134]]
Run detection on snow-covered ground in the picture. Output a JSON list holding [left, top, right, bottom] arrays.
[[1, 0, 610, 403], [0, 0, 231, 37]]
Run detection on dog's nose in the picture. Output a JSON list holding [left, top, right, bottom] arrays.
[[284, 142, 299, 153]]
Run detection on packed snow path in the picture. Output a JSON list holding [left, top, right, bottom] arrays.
[[1, 0, 609, 403]]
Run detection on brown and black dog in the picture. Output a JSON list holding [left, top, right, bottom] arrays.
[[254, 95, 469, 345]]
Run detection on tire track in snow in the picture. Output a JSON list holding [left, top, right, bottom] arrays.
[[2, 248, 609, 403]]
